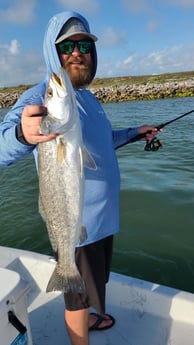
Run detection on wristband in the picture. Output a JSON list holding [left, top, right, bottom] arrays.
[[15, 123, 31, 145]]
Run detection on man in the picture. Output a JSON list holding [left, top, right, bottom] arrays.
[[0, 11, 159, 345]]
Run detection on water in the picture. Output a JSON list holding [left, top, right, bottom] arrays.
[[0, 97, 194, 292]]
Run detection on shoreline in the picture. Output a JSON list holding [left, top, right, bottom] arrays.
[[1, 76, 194, 108], [90, 79, 194, 103]]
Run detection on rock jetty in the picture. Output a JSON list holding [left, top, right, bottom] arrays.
[[0, 79, 194, 108], [90, 79, 194, 103], [0, 91, 21, 108]]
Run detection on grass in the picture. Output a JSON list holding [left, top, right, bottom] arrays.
[[0, 84, 34, 94], [90, 70, 194, 88]]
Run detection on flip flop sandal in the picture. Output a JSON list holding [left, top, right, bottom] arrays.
[[89, 312, 115, 331]]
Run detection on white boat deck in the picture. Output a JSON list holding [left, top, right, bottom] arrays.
[[0, 246, 194, 345]]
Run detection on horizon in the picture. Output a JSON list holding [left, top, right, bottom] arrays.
[[1, 69, 194, 89]]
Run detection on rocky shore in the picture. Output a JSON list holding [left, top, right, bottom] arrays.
[[90, 79, 194, 103], [1, 78, 194, 108]]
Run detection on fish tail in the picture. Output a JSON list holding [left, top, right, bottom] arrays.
[[46, 263, 85, 293]]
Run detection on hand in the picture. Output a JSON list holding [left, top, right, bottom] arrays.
[[137, 125, 161, 141], [21, 105, 57, 145]]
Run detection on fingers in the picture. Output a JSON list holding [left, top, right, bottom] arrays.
[[21, 105, 56, 145], [137, 125, 158, 141], [23, 105, 47, 118], [145, 127, 158, 140]]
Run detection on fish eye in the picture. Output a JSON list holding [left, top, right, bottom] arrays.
[[47, 87, 53, 98]]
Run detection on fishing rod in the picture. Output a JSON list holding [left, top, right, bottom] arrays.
[[115, 109, 194, 151], [144, 109, 194, 151]]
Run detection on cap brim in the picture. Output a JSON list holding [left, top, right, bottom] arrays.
[[55, 32, 98, 44]]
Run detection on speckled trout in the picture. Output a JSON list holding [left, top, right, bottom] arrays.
[[38, 68, 96, 293]]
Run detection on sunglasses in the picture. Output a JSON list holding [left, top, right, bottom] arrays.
[[58, 40, 93, 55]]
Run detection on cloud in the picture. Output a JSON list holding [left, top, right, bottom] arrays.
[[0, 40, 45, 86], [121, 0, 151, 13], [56, 0, 100, 14], [123, 54, 136, 65], [121, 0, 194, 13], [8, 40, 20, 55], [99, 27, 128, 47], [146, 20, 159, 32], [139, 45, 188, 72], [0, 0, 36, 24], [97, 43, 194, 77], [139, 45, 194, 74], [167, 0, 194, 7]]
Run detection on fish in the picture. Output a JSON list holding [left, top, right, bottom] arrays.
[[38, 67, 96, 293]]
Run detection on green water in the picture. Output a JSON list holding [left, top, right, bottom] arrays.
[[113, 189, 194, 292]]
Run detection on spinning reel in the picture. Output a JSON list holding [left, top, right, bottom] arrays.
[[142, 109, 194, 152], [144, 137, 162, 151]]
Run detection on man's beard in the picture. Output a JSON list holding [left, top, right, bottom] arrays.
[[63, 58, 93, 88]]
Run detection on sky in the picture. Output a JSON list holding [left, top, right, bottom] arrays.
[[1, 0, 194, 86]]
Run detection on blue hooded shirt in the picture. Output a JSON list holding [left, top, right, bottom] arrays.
[[0, 11, 138, 246]]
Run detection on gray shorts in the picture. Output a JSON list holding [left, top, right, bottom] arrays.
[[64, 235, 113, 314]]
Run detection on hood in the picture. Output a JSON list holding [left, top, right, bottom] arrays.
[[43, 11, 97, 84]]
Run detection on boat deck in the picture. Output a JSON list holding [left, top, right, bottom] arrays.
[[0, 246, 194, 345]]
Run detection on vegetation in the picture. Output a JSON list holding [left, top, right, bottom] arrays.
[[90, 70, 194, 88], [0, 84, 34, 94]]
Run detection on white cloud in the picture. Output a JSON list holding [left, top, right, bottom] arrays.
[[121, 0, 151, 13], [56, 0, 100, 14], [0, 0, 36, 24], [0, 40, 45, 87], [8, 40, 20, 55], [139, 46, 187, 71], [142, 44, 194, 73], [123, 54, 136, 65], [97, 43, 194, 77], [100, 27, 128, 47]]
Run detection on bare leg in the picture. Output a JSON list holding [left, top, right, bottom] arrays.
[[65, 308, 89, 345]]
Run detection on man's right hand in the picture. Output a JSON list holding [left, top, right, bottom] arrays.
[[21, 105, 57, 145]]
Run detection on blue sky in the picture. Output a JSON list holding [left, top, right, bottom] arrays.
[[1, 0, 194, 86]]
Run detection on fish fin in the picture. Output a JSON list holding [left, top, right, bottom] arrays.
[[46, 263, 85, 293], [82, 146, 97, 170], [57, 137, 67, 165], [78, 225, 87, 244]]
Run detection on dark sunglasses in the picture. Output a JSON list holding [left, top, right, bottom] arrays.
[[58, 40, 93, 55]]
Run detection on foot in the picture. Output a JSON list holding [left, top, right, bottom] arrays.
[[89, 312, 115, 331]]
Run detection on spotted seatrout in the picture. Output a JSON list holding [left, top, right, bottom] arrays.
[[38, 68, 96, 293]]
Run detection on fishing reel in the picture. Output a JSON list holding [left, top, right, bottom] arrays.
[[118, 109, 194, 152], [144, 137, 162, 151], [143, 109, 194, 152]]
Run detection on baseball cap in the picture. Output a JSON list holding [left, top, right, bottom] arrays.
[[55, 18, 98, 44]]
